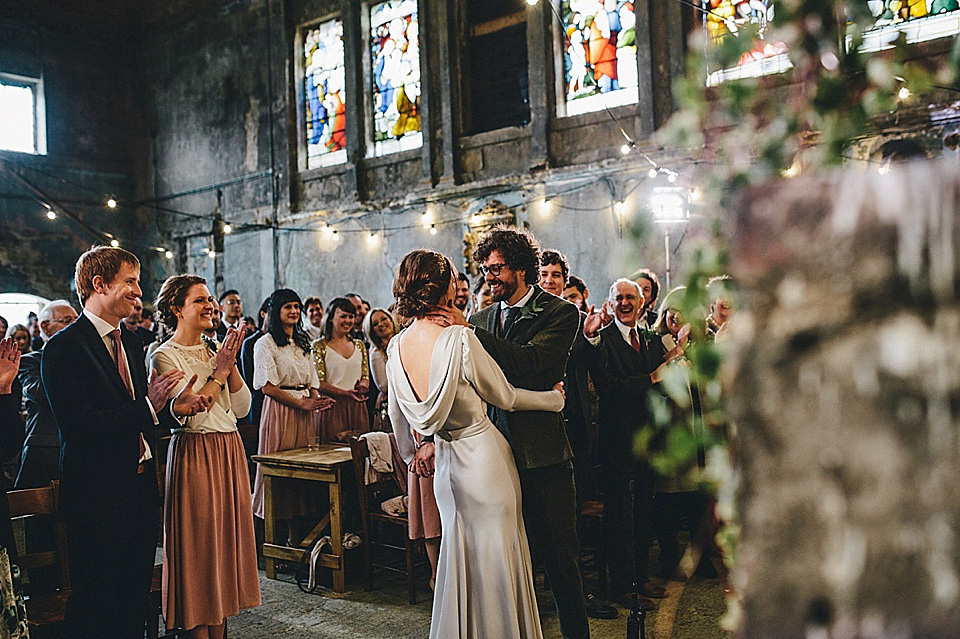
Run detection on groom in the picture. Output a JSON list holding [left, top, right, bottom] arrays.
[[432, 226, 590, 638]]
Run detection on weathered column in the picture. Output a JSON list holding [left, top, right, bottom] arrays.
[[729, 158, 960, 638]]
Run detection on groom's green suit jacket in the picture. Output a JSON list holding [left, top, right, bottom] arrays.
[[468, 285, 579, 471]]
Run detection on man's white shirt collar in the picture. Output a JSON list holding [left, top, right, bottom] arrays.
[[613, 317, 639, 345], [83, 307, 121, 338], [500, 285, 536, 311]]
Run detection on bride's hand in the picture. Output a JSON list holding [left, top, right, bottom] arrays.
[[425, 306, 469, 328], [412, 441, 435, 477], [552, 381, 565, 402]]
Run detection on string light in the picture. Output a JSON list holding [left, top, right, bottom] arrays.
[[620, 143, 632, 155], [46, 210, 57, 220], [614, 200, 627, 215], [165, 250, 173, 259], [367, 232, 380, 246], [331, 230, 340, 242], [110, 239, 119, 247], [539, 199, 553, 216], [898, 86, 911, 100], [106, 197, 117, 209], [208, 250, 217, 258], [648, 168, 658, 179], [429, 224, 438, 235], [223, 223, 233, 234]]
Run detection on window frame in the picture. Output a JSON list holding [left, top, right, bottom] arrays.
[[0, 71, 47, 156], [295, 12, 349, 173]]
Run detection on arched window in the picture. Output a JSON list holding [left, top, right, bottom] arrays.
[[0, 292, 52, 331]]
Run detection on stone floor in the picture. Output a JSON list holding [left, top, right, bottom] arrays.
[[229, 566, 734, 639]]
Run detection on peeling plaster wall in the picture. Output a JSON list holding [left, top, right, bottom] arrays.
[[0, 9, 145, 302]]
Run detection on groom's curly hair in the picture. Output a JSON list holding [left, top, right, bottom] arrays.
[[473, 226, 541, 285]]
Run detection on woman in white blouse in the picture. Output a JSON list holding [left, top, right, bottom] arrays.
[[362, 307, 396, 432], [151, 275, 260, 639], [251, 289, 334, 525], [312, 297, 370, 443]]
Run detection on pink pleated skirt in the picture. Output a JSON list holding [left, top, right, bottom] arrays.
[[252, 396, 321, 520], [408, 431, 441, 540], [316, 395, 369, 444], [162, 430, 260, 631]]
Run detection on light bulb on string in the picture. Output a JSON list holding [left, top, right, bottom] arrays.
[[539, 199, 553, 216], [110, 239, 119, 248], [648, 168, 658, 179], [46, 210, 57, 220], [209, 250, 217, 258], [667, 172, 677, 183], [331, 230, 340, 242], [164, 250, 173, 259], [526, 0, 538, 5], [430, 224, 438, 235], [106, 197, 117, 209], [223, 223, 233, 234], [898, 86, 911, 100], [367, 232, 380, 247], [620, 143, 631, 155]]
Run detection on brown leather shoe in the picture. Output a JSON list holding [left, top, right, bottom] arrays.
[[616, 592, 657, 611], [638, 581, 667, 598]]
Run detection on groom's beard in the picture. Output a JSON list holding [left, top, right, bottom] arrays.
[[488, 275, 519, 303]]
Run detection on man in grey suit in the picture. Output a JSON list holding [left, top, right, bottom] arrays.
[[430, 226, 590, 638]]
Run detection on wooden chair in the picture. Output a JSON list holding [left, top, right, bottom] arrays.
[[347, 435, 420, 604], [6, 481, 70, 637]]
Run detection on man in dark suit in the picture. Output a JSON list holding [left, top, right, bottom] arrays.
[[216, 289, 244, 341], [241, 296, 271, 434], [584, 278, 676, 610], [42, 246, 209, 639], [15, 299, 78, 489], [433, 227, 590, 638]]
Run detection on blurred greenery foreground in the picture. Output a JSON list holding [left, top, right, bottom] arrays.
[[637, 0, 960, 630]]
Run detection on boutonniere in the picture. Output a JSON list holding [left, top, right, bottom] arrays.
[[201, 334, 219, 354], [519, 296, 547, 322]]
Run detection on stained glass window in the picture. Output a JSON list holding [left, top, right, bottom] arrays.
[[304, 19, 347, 168], [704, 0, 791, 85], [370, 0, 422, 156], [856, 0, 960, 52], [562, 0, 639, 116]]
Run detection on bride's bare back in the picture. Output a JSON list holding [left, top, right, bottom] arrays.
[[397, 319, 447, 402]]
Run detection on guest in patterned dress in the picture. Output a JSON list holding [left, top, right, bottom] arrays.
[[312, 298, 370, 443]]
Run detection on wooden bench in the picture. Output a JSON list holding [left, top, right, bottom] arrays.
[[6, 482, 70, 638]]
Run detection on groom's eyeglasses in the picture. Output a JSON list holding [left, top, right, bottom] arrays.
[[480, 263, 509, 277]]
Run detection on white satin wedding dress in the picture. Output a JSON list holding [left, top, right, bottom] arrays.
[[387, 325, 564, 639]]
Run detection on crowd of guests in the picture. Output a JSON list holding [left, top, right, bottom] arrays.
[[0, 230, 735, 638]]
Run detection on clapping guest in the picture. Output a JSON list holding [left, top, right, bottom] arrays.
[[251, 289, 334, 525], [0, 316, 8, 339], [0, 337, 30, 637], [706, 275, 735, 340], [313, 298, 370, 443], [41, 246, 210, 639], [151, 275, 260, 638], [15, 300, 77, 489]]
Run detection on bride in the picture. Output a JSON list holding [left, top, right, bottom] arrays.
[[387, 250, 564, 639]]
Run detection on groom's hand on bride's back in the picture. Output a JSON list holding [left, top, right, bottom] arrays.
[[425, 306, 469, 328]]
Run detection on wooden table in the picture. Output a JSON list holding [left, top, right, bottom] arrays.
[[252, 445, 354, 591]]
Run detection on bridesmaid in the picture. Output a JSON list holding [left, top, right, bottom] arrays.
[[313, 298, 370, 443], [251, 289, 334, 525], [150, 275, 260, 639]]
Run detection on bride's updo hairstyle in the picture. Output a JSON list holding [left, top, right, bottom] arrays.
[[393, 250, 453, 319]]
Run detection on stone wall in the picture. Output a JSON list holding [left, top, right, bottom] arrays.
[[729, 157, 960, 638]]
